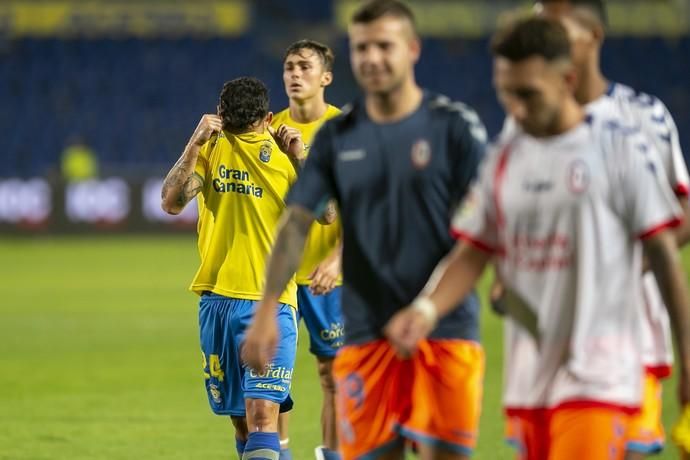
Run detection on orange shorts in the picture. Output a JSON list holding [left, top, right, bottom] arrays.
[[626, 371, 665, 454], [334, 339, 484, 460], [505, 405, 631, 460]]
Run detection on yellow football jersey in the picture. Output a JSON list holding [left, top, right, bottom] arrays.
[[190, 130, 298, 308], [272, 105, 342, 285]]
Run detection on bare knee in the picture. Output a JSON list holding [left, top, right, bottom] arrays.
[[245, 398, 280, 432], [317, 357, 336, 395]]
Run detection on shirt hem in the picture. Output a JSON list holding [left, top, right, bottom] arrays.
[[450, 229, 500, 254], [638, 217, 682, 240], [504, 399, 640, 416], [189, 284, 296, 308], [296, 280, 343, 287], [344, 330, 480, 346], [644, 364, 672, 379]]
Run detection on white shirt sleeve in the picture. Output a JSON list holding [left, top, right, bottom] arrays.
[[613, 127, 682, 238], [635, 94, 689, 197], [450, 145, 505, 253]]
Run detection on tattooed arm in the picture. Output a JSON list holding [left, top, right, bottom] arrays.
[[160, 154, 204, 215], [241, 205, 315, 371], [161, 114, 222, 214]]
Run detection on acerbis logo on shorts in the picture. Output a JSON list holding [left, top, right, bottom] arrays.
[[255, 383, 287, 392]]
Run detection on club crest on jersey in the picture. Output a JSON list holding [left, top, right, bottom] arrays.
[[209, 384, 222, 404], [411, 138, 431, 169], [259, 142, 272, 163], [567, 160, 590, 194]]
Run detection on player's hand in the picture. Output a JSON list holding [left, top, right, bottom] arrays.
[[268, 124, 305, 160], [191, 114, 223, 146], [309, 250, 341, 296], [384, 305, 436, 358], [241, 305, 279, 372]]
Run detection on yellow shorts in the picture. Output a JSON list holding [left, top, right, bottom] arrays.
[[626, 371, 665, 454], [334, 339, 484, 460]]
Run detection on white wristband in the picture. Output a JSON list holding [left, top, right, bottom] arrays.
[[411, 296, 439, 326]]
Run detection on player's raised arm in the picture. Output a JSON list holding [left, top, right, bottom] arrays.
[[242, 204, 315, 371], [161, 114, 220, 214], [269, 123, 306, 172]]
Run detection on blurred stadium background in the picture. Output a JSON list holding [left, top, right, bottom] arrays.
[[1, 0, 689, 458]]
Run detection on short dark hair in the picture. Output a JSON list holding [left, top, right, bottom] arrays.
[[284, 39, 335, 72], [351, 0, 416, 32], [218, 77, 269, 131], [537, 0, 607, 26], [491, 17, 571, 63]]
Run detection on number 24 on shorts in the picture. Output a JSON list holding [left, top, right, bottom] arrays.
[[201, 351, 225, 382]]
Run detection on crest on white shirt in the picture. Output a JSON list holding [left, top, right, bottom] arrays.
[[567, 160, 590, 194]]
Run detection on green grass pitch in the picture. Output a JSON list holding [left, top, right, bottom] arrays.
[[0, 235, 686, 459]]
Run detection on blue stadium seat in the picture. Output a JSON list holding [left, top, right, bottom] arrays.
[[0, 36, 687, 177]]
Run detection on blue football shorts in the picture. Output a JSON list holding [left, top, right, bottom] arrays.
[[198, 293, 297, 416], [297, 285, 343, 358]]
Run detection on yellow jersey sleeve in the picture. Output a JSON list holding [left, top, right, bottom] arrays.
[[272, 105, 343, 285]]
